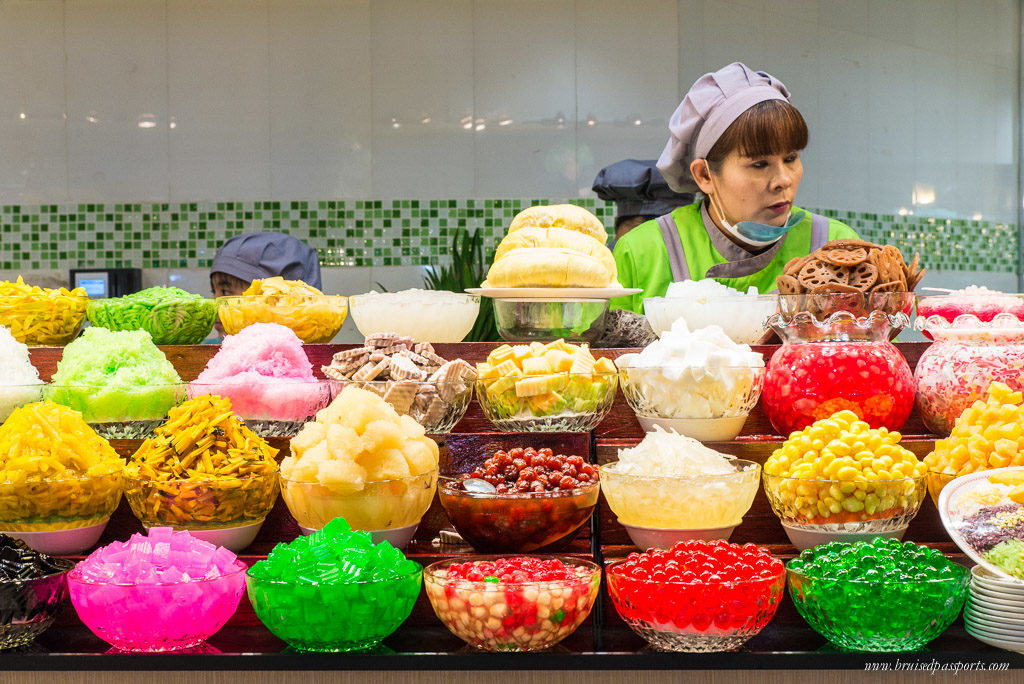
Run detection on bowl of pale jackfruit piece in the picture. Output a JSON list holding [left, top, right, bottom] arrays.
[[279, 385, 440, 549]]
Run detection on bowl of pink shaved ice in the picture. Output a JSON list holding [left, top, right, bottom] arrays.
[[188, 323, 335, 437]]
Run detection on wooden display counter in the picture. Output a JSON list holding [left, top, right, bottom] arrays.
[[9, 342, 1022, 671]]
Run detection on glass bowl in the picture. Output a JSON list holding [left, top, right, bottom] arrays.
[[0, 383, 45, 422], [606, 557, 785, 652], [44, 383, 187, 439], [787, 561, 969, 651], [476, 371, 618, 432], [911, 314, 1024, 436], [328, 379, 471, 433], [927, 469, 958, 506], [600, 460, 760, 548], [0, 558, 75, 649], [216, 294, 348, 343], [492, 298, 609, 344], [123, 471, 280, 552], [762, 311, 915, 434], [67, 560, 247, 652], [279, 469, 438, 549], [186, 380, 334, 437], [762, 472, 927, 551], [423, 555, 601, 652], [0, 288, 89, 346], [916, 291, 1024, 329], [617, 363, 765, 441], [643, 294, 777, 344], [349, 291, 480, 343], [774, 291, 916, 325], [246, 562, 421, 652], [0, 472, 123, 555], [438, 477, 599, 552], [87, 294, 217, 345]]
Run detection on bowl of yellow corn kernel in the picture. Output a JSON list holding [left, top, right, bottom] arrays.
[[762, 410, 929, 551], [123, 395, 280, 552], [0, 402, 124, 555], [0, 278, 89, 346], [216, 277, 347, 344], [923, 381, 1024, 505]]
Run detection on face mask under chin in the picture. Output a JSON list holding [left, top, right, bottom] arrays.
[[707, 193, 804, 248]]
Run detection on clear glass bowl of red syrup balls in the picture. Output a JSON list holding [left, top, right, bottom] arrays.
[[605, 540, 786, 652], [762, 294, 915, 435]]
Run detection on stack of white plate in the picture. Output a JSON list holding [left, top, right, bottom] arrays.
[[965, 565, 1024, 652]]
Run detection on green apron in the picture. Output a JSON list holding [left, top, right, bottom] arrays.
[[610, 202, 859, 313]]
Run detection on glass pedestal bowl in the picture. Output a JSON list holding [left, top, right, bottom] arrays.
[[763, 471, 927, 551]]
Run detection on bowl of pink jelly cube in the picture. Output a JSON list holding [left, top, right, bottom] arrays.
[[67, 527, 247, 652]]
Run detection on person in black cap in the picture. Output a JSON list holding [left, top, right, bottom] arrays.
[[209, 231, 322, 298], [592, 159, 695, 243]]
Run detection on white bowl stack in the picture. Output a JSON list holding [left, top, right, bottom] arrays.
[[965, 565, 1024, 652]]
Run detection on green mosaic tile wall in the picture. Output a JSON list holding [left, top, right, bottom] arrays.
[[0, 200, 1016, 273]]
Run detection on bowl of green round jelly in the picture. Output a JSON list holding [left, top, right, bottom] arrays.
[[245, 519, 422, 652], [87, 287, 217, 345], [786, 537, 969, 652]]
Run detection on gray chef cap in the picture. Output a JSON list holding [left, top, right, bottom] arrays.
[[210, 231, 322, 290], [657, 62, 790, 192], [592, 159, 695, 217]]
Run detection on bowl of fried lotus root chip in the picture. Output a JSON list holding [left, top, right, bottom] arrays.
[[775, 239, 923, 321]]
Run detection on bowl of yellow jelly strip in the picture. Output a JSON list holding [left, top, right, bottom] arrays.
[[123, 394, 280, 552], [0, 278, 89, 346], [923, 381, 1024, 505], [0, 472, 123, 555], [762, 410, 929, 551], [0, 402, 124, 554]]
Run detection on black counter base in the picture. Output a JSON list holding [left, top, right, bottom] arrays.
[[6, 622, 1019, 671]]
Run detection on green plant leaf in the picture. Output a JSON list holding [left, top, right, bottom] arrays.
[[421, 228, 499, 341]]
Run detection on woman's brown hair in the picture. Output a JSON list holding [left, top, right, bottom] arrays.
[[705, 100, 808, 173]]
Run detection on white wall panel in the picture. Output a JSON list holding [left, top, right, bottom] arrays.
[[269, 0, 372, 199], [66, 0, 168, 202], [576, 0, 680, 197], [0, 1, 67, 204], [0, 0, 1014, 229], [472, 0, 576, 197], [370, 0, 473, 199], [167, 0, 271, 201]]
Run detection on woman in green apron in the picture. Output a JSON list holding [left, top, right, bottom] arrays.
[[611, 62, 858, 314]]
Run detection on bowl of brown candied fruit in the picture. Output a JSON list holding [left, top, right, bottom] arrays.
[[438, 447, 600, 552]]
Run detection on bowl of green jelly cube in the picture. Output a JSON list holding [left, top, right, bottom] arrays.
[[786, 537, 969, 652], [245, 519, 422, 652]]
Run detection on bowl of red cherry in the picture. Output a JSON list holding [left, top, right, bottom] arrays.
[[438, 447, 600, 552], [605, 540, 786, 652]]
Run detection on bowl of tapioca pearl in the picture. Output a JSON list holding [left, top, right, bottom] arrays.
[[423, 555, 600, 652]]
